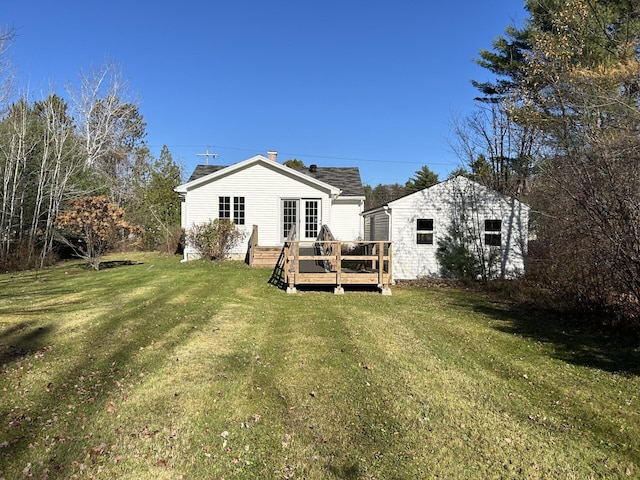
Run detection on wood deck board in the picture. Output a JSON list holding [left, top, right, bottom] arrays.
[[292, 272, 390, 285]]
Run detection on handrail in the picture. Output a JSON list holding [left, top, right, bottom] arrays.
[[316, 225, 336, 270], [247, 224, 259, 266], [318, 224, 335, 242], [287, 224, 298, 242]]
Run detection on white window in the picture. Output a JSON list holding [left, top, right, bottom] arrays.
[[233, 197, 245, 225], [219, 196, 245, 225]]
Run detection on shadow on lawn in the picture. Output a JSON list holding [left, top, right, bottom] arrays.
[[98, 260, 143, 270], [0, 321, 54, 365], [67, 259, 142, 271], [473, 301, 640, 377], [1, 282, 205, 477]]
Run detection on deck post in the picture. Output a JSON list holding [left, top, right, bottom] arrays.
[[331, 241, 338, 271], [388, 243, 393, 284], [378, 242, 384, 286], [286, 242, 297, 294], [335, 241, 342, 289], [380, 241, 392, 295], [373, 242, 379, 271]]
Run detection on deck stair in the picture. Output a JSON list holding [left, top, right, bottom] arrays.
[[251, 246, 282, 268]]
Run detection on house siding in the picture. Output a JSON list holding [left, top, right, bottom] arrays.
[[329, 198, 364, 241], [389, 197, 443, 280], [363, 209, 390, 242], [365, 177, 529, 280]]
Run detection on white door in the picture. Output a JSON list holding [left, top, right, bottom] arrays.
[[303, 199, 320, 240], [282, 199, 321, 241], [282, 199, 298, 241]]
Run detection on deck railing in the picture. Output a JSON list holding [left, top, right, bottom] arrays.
[[254, 223, 392, 294], [285, 237, 392, 294]]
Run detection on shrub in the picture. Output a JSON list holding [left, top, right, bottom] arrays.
[[436, 224, 482, 282], [187, 219, 244, 260]]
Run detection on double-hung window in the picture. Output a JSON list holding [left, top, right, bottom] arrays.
[[484, 219, 502, 246], [219, 196, 245, 225], [416, 219, 434, 244]]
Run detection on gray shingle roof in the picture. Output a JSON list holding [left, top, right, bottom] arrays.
[[187, 164, 364, 197], [291, 166, 364, 196], [187, 165, 227, 182]]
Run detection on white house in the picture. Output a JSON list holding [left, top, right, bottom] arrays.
[[175, 151, 365, 261], [363, 176, 529, 280]]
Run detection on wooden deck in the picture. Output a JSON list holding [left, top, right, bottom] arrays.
[[248, 225, 392, 294]]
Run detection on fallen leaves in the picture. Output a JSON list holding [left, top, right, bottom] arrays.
[[89, 442, 108, 456]]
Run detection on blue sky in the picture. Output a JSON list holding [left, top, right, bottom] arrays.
[[5, 1, 527, 186]]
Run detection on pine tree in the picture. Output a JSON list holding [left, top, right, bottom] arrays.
[[404, 165, 439, 193]]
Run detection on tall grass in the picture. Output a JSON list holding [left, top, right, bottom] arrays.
[[0, 253, 638, 479]]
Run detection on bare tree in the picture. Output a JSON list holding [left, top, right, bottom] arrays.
[[0, 98, 30, 265], [0, 57, 148, 271], [68, 61, 146, 204], [0, 26, 15, 110], [0, 95, 84, 269], [450, 101, 543, 198], [32, 95, 84, 268]]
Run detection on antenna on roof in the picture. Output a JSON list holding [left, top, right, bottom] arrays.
[[196, 146, 218, 165]]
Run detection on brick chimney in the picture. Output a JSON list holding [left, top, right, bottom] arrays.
[[267, 150, 278, 162]]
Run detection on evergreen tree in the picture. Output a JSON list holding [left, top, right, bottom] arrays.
[[404, 165, 439, 193], [143, 145, 183, 252], [283, 158, 305, 168], [364, 183, 406, 209]]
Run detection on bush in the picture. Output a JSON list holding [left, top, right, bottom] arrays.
[[187, 219, 244, 260], [436, 225, 482, 282]]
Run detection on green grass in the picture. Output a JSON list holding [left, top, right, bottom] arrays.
[[0, 252, 638, 479]]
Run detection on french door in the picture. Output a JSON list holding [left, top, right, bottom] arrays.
[[282, 199, 320, 241]]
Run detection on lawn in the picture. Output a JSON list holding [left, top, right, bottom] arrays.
[[0, 252, 638, 479]]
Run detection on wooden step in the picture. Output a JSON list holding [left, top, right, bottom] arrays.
[[250, 246, 283, 268]]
